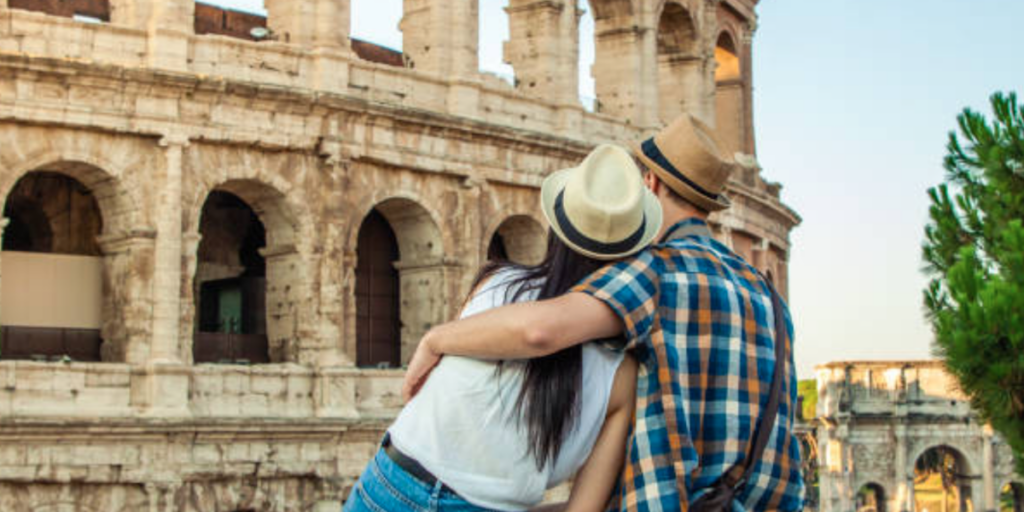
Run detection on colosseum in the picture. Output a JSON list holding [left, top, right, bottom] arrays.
[[0, 0, 798, 509]]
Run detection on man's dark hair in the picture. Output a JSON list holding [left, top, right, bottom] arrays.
[[632, 154, 709, 214]]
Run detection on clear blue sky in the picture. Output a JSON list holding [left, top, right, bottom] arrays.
[[210, 0, 1023, 377]]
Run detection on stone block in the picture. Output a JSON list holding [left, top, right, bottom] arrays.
[[251, 374, 286, 396], [193, 444, 222, 464], [84, 368, 131, 388]]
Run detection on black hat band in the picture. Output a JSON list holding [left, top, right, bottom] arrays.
[[641, 138, 720, 201], [553, 190, 646, 255]]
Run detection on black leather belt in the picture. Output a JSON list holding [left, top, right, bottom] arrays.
[[382, 434, 459, 496]]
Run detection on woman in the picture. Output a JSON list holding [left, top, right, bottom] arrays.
[[344, 144, 662, 512]]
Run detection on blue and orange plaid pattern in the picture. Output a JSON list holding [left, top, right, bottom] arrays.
[[573, 218, 804, 512]]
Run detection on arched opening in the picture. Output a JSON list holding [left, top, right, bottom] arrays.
[[355, 210, 400, 368], [714, 32, 740, 82], [354, 198, 445, 367], [914, 446, 973, 512], [1001, 482, 1024, 512], [351, 0, 405, 66], [577, 0, 597, 111], [193, 191, 269, 364], [656, 2, 701, 125], [487, 216, 546, 265], [1, 172, 104, 362], [714, 30, 744, 155], [194, 1, 268, 40], [857, 483, 887, 512], [478, 0, 515, 86]]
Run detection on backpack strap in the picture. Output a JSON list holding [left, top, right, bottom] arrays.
[[721, 278, 788, 491]]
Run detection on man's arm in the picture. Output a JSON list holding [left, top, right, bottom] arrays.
[[402, 292, 622, 401]]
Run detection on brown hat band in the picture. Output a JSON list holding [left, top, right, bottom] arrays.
[[641, 138, 720, 202], [553, 191, 647, 255]]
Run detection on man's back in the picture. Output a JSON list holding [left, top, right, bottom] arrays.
[[572, 218, 805, 511]]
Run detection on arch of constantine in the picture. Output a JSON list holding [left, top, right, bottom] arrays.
[[0, 0, 798, 509], [813, 361, 1024, 512]]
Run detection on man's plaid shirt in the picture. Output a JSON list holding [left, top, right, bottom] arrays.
[[573, 218, 804, 512]]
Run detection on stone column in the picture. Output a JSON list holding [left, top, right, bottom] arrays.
[[657, 52, 707, 125], [983, 426, 996, 512], [264, 0, 352, 92], [109, 0, 194, 70], [401, 0, 479, 79], [592, 20, 657, 127], [895, 424, 909, 512], [150, 134, 187, 364], [131, 134, 190, 418], [504, 0, 579, 105], [0, 218, 8, 340]]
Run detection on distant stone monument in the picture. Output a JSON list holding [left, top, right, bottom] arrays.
[[813, 361, 1024, 512]]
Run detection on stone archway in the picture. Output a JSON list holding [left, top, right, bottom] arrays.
[[487, 215, 547, 265], [0, 161, 142, 363], [190, 180, 302, 364], [914, 445, 974, 512], [715, 30, 744, 155], [655, 1, 703, 125], [353, 197, 446, 367], [857, 482, 887, 512]]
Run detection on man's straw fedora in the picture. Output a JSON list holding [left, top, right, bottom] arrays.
[[540, 144, 662, 261], [632, 114, 735, 212]]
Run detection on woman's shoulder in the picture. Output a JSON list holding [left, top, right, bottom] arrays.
[[460, 267, 542, 318]]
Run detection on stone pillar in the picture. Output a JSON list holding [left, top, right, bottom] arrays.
[[150, 134, 187, 364], [401, 0, 479, 79], [740, 22, 757, 155], [983, 426, 996, 512], [895, 424, 909, 512], [657, 52, 707, 125], [265, 0, 352, 92], [130, 134, 190, 418], [109, 0, 194, 70], [592, 20, 657, 127], [0, 218, 8, 338], [504, 0, 579, 105]]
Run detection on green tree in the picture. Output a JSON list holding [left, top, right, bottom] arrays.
[[923, 91, 1024, 473], [797, 379, 818, 421]]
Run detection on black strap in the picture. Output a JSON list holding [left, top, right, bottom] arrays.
[[724, 280, 788, 490]]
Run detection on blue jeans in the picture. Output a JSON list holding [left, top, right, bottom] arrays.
[[343, 446, 496, 512]]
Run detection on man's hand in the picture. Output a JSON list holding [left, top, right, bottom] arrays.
[[402, 332, 442, 402]]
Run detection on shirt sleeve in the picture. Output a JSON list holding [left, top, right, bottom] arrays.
[[571, 248, 662, 351]]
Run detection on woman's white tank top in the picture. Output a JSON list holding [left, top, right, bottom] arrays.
[[387, 269, 625, 511]]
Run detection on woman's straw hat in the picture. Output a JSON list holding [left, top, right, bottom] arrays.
[[540, 144, 663, 261], [631, 114, 735, 212]]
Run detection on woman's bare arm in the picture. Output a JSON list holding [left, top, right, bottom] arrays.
[[563, 354, 638, 512]]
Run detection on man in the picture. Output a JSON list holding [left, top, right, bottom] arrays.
[[403, 114, 805, 511]]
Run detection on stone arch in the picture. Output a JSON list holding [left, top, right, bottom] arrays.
[[714, 31, 740, 82], [485, 214, 547, 265], [351, 196, 447, 366], [856, 482, 887, 512], [913, 444, 975, 512], [655, 1, 703, 125], [714, 29, 746, 156], [0, 159, 144, 363], [188, 178, 305, 365]]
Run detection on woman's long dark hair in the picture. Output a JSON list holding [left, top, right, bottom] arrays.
[[471, 232, 610, 470]]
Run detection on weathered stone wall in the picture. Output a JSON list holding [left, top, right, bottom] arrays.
[[0, 0, 796, 509], [814, 361, 1023, 512]]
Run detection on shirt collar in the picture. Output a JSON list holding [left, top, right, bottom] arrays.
[[659, 218, 712, 244]]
